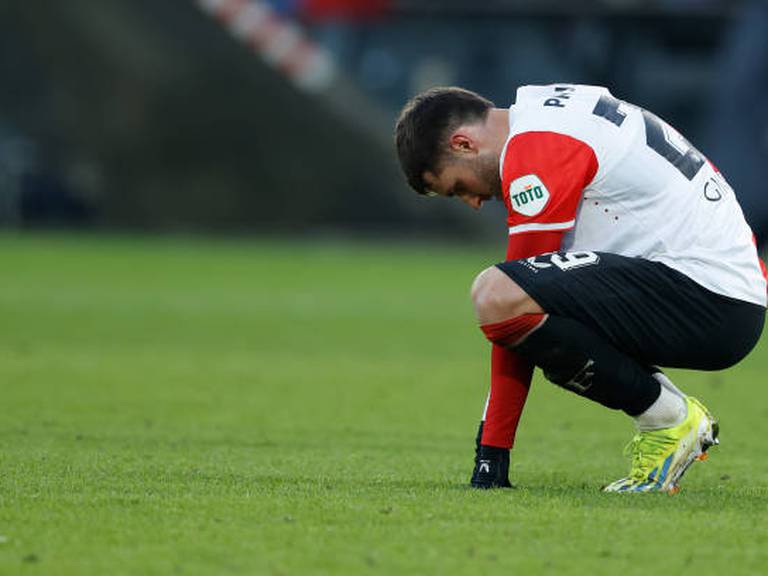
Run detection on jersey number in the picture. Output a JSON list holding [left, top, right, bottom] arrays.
[[592, 94, 705, 181], [528, 251, 600, 271]]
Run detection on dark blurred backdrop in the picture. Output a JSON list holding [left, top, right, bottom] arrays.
[[1, 0, 766, 243]]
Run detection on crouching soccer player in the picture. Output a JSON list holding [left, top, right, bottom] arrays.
[[394, 84, 767, 493]]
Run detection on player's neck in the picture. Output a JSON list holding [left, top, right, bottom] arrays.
[[486, 108, 511, 157]]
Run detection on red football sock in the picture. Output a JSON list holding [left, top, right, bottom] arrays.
[[481, 314, 547, 347], [481, 345, 534, 449], [478, 314, 546, 449]]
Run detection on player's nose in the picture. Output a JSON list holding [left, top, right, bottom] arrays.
[[459, 194, 483, 210]]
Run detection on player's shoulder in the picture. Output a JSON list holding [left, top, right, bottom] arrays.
[[500, 84, 611, 182], [513, 83, 610, 113], [510, 84, 611, 135], [499, 87, 602, 218]]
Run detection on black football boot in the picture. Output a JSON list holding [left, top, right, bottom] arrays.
[[470, 421, 513, 489]]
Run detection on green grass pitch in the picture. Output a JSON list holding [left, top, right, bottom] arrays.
[[0, 233, 766, 575]]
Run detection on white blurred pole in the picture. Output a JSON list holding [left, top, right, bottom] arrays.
[[195, 0, 391, 144], [196, 0, 336, 93]]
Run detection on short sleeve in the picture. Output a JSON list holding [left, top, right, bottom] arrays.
[[501, 131, 598, 236]]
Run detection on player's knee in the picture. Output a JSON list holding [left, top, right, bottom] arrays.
[[471, 266, 540, 325]]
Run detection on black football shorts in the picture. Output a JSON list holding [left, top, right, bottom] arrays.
[[495, 251, 765, 370]]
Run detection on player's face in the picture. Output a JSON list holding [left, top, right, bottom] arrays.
[[423, 155, 502, 210]]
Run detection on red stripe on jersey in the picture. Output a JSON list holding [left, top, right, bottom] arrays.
[[502, 131, 598, 233], [753, 234, 768, 285]]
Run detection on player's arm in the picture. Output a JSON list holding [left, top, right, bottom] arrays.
[[472, 131, 597, 487]]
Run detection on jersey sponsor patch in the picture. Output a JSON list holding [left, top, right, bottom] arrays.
[[508, 174, 550, 216]]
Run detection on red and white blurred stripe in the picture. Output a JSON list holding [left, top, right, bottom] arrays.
[[197, 0, 336, 92]]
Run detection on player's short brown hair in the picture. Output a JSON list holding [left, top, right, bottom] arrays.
[[394, 87, 494, 195]]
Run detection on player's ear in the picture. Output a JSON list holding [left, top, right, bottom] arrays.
[[448, 132, 477, 154]]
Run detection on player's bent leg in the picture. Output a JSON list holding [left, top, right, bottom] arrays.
[[511, 316, 662, 414], [472, 266, 662, 416], [473, 257, 717, 493], [470, 253, 735, 492], [470, 266, 544, 325], [469, 265, 664, 488], [481, 313, 718, 493]]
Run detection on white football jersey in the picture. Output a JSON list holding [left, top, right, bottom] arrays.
[[500, 83, 767, 307]]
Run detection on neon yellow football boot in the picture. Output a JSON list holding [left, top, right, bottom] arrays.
[[603, 397, 719, 494]]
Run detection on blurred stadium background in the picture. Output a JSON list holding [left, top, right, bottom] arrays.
[[1, 0, 767, 244], [3, 3, 768, 573]]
